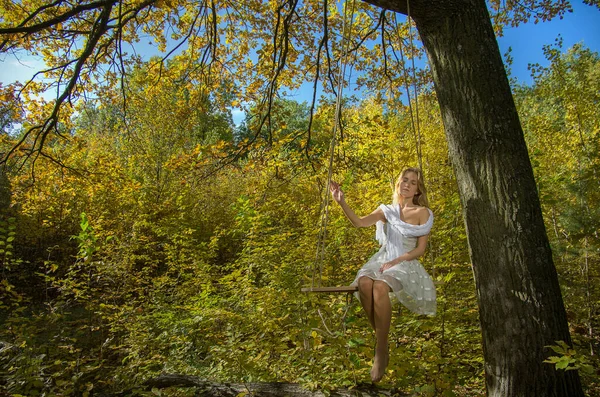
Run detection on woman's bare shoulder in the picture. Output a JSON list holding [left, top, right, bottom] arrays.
[[417, 206, 431, 223]]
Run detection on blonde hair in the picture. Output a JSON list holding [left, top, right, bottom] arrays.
[[392, 167, 429, 207]]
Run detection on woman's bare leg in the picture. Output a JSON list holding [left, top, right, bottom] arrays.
[[357, 276, 376, 330], [371, 280, 392, 382]]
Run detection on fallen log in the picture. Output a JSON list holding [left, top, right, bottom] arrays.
[[135, 375, 410, 397]]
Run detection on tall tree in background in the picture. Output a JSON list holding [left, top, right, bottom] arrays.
[[363, 0, 583, 395], [516, 42, 600, 361]]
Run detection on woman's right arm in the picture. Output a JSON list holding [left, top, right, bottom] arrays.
[[330, 181, 386, 228]]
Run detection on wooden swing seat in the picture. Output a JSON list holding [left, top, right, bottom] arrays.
[[302, 281, 443, 293], [301, 286, 358, 293]]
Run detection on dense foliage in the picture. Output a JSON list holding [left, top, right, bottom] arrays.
[[0, 44, 599, 396]]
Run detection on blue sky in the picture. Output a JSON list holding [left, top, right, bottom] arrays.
[[496, 1, 600, 84], [1, 0, 599, 123]]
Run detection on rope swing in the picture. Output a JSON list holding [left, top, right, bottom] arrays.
[[302, 0, 423, 294]]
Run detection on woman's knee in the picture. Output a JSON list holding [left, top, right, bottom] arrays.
[[358, 276, 374, 291], [373, 280, 391, 299]]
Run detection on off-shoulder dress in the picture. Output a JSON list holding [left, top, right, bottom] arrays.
[[350, 204, 436, 316]]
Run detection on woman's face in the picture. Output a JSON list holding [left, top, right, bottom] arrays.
[[399, 171, 419, 200]]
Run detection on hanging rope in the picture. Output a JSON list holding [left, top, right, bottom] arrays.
[[311, 0, 357, 289], [406, 0, 423, 171], [301, 8, 359, 373], [391, 1, 422, 172]]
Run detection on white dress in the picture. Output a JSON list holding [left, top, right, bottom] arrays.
[[351, 204, 436, 316]]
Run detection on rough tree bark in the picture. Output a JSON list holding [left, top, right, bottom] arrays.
[[363, 0, 584, 396]]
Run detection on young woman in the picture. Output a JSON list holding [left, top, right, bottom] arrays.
[[330, 167, 436, 382]]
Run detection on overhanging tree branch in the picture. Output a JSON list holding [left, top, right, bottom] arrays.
[[0, 0, 112, 42], [3, 1, 115, 167]]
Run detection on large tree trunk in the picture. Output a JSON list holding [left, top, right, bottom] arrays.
[[364, 0, 583, 395]]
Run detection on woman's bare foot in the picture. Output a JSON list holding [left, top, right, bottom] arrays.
[[370, 350, 389, 382]]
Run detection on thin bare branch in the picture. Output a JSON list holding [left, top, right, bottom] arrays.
[[346, 9, 384, 54]]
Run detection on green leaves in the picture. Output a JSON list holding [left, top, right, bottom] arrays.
[[544, 341, 595, 374], [72, 212, 98, 262]]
